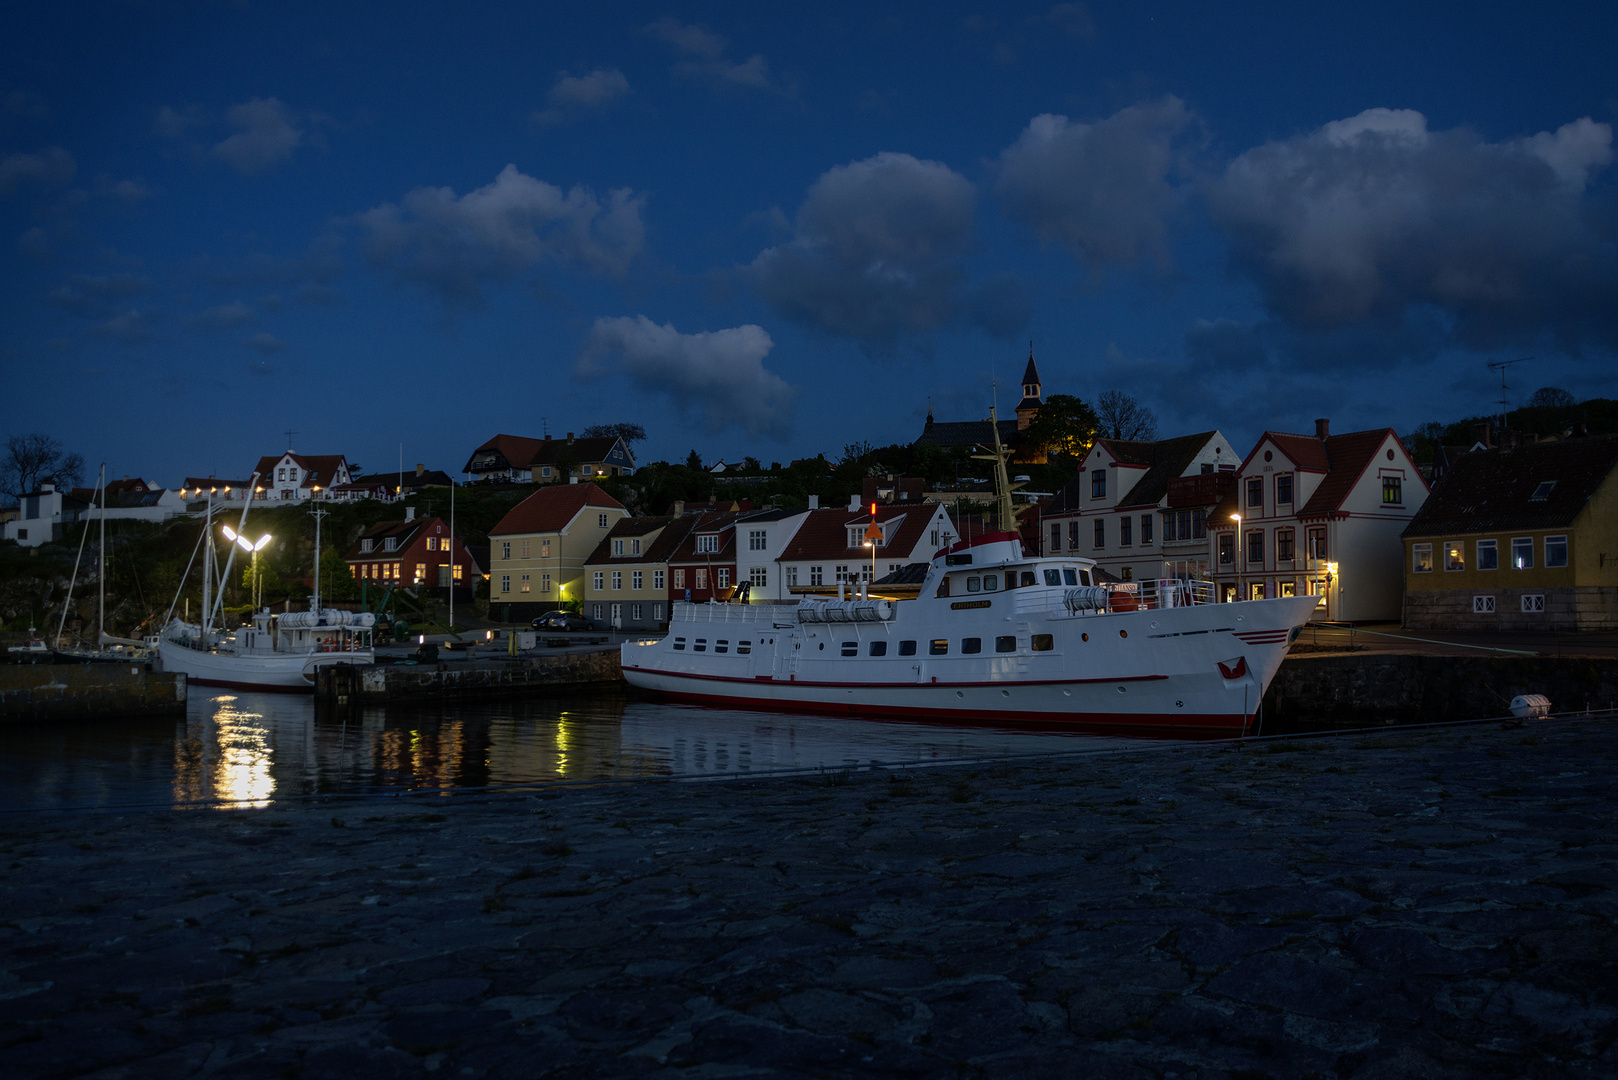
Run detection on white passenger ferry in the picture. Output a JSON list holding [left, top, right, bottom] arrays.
[[621, 530, 1316, 734]]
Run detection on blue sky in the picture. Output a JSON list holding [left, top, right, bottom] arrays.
[[3, 2, 1616, 486]]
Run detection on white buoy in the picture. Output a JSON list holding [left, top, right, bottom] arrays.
[[1509, 694, 1551, 719]]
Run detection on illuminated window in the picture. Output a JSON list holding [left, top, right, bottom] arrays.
[[1510, 537, 1532, 570], [1446, 541, 1466, 571], [1382, 477, 1403, 505], [674, 569, 685, 589], [1412, 543, 1432, 573], [520, 573, 530, 593], [695, 569, 707, 589]]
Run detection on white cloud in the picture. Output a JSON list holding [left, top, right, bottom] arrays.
[[358, 164, 645, 306], [535, 67, 631, 125], [578, 316, 797, 438], [0, 146, 76, 195], [995, 97, 1191, 270], [48, 273, 152, 318], [748, 152, 1024, 343], [211, 98, 302, 174], [1042, 3, 1096, 41], [1206, 108, 1618, 350], [95, 310, 153, 344]]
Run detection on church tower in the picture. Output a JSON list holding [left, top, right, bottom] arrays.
[[1014, 345, 1043, 430]]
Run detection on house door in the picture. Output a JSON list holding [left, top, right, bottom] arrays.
[[610, 603, 622, 629]]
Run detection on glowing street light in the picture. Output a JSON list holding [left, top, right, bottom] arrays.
[[1230, 513, 1243, 602]]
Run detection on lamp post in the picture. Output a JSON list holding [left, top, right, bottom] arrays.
[[222, 527, 273, 609], [1229, 513, 1242, 602], [1325, 560, 1339, 619]]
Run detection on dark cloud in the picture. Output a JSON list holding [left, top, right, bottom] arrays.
[[535, 68, 630, 126], [1042, 3, 1096, 41], [47, 273, 153, 318], [358, 165, 644, 308], [0, 146, 76, 195], [995, 97, 1191, 271], [243, 332, 285, 354], [578, 316, 796, 439], [211, 98, 301, 174], [1206, 109, 1618, 353], [186, 301, 256, 330], [644, 17, 778, 91], [747, 152, 1022, 344]]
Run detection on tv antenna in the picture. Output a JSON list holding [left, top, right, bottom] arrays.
[[1486, 357, 1532, 429], [284, 430, 299, 450]]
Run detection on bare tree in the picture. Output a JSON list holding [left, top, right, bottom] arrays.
[[1095, 391, 1159, 441], [1526, 387, 1576, 410], [581, 422, 648, 447], [1, 433, 86, 503]]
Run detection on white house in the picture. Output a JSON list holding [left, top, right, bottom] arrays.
[[250, 452, 354, 503], [733, 508, 812, 602], [775, 502, 955, 594], [2, 483, 91, 547], [1040, 431, 1241, 583], [85, 488, 187, 525], [1208, 419, 1429, 620]]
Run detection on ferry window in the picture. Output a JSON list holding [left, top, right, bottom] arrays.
[[673, 637, 686, 651], [737, 641, 751, 654], [694, 639, 707, 652], [966, 576, 981, 593], [899, 640, 917, 656], [715, 640, 729, 654], [869, 641, 887, 656], [929, 639, 949, 655], [841, 641, 858, 656], [982, 575, 997, 591], [1063, 568, 1078, 586], [1080, 570, 1092, 586], [1044, 569, 1061, 586], [995, 635, 1017, 653], [1021, 571, 1036, 587], [1031, 634, 1054, 652], [961, 637, 982, 654]]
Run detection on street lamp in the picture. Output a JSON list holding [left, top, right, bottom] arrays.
[[223, 526, 273, 608], [1324, 560, 1339, 617], [1229, 513, 1242, 602]]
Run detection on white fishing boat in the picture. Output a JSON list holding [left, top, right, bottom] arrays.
[[622, 407, 1317, 734], [158, 484, 374, 691]]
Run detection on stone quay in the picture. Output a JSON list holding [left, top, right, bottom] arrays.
[[2, 717, 1615, 1078]]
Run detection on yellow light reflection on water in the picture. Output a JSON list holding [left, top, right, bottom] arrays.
[[556, 713, 572, 776], [202, 696, 275, 806]]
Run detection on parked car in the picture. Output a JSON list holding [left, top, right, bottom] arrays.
[[531, 611, 594, 631]]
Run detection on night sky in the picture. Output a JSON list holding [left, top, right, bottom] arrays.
[[3, 2, 1615, 486]]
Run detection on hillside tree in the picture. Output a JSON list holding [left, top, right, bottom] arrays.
[[1, 433, 86, 503]]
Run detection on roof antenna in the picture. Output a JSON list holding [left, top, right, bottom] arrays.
[[284, 430, 298, 451], [1487, 357, 1532, 431], [542, 416, 549, 438]]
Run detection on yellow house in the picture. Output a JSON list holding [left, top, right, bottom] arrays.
[[488, 482, 626, 621], [1401, 434, 1618, 630], [580, 515, 700, 631]]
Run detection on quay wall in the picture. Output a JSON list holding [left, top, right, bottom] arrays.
[[0, 664, 186, 724], [317, 650, 622, 705], [1263, 652, 1618, 728]]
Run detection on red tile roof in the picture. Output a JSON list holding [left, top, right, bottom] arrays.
[[464, 433, 624, 472], [489, 482, 623, 536], [252, 453, 349, 488], [777, 505, 941, 562], [1295, 429, 1403, 517]]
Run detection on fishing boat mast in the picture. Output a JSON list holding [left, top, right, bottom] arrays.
[[971, 404, 1028, 535]]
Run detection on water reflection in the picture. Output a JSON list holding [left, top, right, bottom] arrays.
[[0, 688, 1145, 811]]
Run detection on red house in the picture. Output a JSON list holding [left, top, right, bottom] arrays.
[[346, 515, 481, 588]]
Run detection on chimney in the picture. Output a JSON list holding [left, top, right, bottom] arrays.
[[544, 433, 552, 442], [404, 507, 416, 522], [808, 494, 820, 510], [1314, 418, 1330, 439], [673, 500, 685, 516], [1473, 421, 1492, 448], [415, 463, 425, 476], [566, 432, 574, 444]]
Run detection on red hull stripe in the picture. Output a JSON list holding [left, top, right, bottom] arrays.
[[184, 676, 312, 694], [645, 684, 1249, 733], [623, 666, 1169, 690]]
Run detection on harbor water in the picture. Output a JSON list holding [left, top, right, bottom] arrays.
[[0, 688, 1149, 812]]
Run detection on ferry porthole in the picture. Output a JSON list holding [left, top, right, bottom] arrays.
[[1175, 700, 1183, 707], [1081, 633, 1088, 642], [956, 690, 964, 699], [1062, 689, 1071, 697], [1117, 686, 1126, 693], [1001, 689, 1010, 698], [818, 643, 824, 650], [1119, 630, 1128, 638], [1150, 621, 1159, 629]]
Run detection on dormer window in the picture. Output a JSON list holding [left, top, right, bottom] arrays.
[[360, 538, 373, 553], [383, 537, 397, 552], [1530, 481, 1556, 501], [613, 539, 625, 557], [631, 538, 640, 555], [697, 534, 718, 553], [1091, 469, 1106, 499]]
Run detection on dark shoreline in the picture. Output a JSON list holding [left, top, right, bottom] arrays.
[[3, 716, 1615, 1077]]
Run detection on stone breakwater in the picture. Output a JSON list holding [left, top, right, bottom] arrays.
[[3, 720, 1616, 1079]]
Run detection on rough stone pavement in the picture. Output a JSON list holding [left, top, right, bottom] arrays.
[[2, 718, 1617, 1079]]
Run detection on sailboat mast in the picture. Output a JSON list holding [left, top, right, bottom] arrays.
[[311, 505, 325, 613], [201, 493, 213, 635], [98, 464, 106, 646]]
